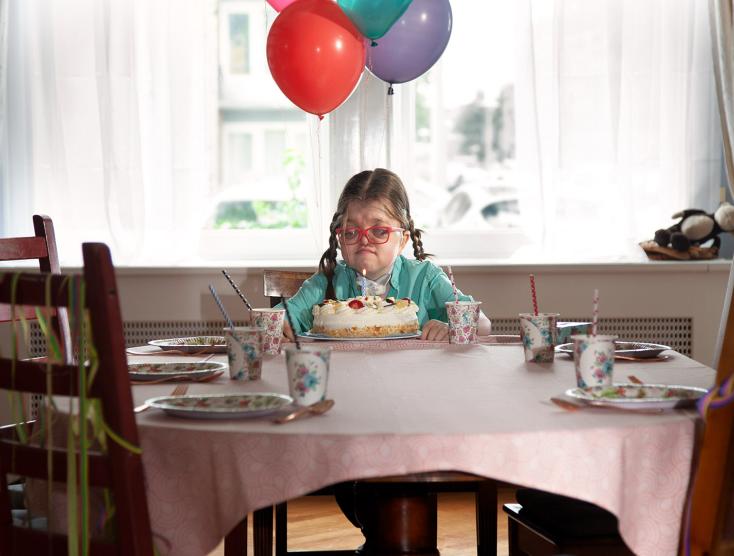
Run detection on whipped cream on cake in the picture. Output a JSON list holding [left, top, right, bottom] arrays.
[[311, 296, 420, 337]]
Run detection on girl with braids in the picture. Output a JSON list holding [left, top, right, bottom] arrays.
[[280, 168, 491, 341]]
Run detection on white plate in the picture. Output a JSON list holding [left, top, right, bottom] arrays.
[[148, 336, 227, 353], [555, 341, 671, 359], [147, 393, 294, 419], [565, 383, 707, 410], [128, 362, 226, 381], [298, 331, 421, 341]]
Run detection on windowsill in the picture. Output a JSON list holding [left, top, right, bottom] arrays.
[[3, 257, 726, 275]]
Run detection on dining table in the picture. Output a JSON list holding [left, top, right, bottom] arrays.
[[129, 338, 715, 556]]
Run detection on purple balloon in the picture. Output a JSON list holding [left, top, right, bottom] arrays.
[[366, 0, 452, 85]]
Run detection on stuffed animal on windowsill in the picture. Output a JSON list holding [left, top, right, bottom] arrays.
[[640, 202, 734, 260]]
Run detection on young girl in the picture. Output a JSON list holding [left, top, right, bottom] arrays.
[[281, 168, 491, 341]]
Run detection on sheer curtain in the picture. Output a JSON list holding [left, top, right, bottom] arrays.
[[711, 0, 734, 199], [329, 70, 411, 206], [1, 0, 212, 266], [516, 0, 722, 260]]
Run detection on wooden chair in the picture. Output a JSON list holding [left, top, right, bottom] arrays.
[[263, 270, 314, 308], [688, 259, 734, 555], [0, 214, 70, 357], [250, 270, 498, 556], [503, 260, 734, 556], [0, 243, 154, 555]]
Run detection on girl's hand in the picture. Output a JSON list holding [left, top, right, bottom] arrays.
[[282, 320, 295, 342], [421, 319, 449, 342]]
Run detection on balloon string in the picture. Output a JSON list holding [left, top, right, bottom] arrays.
[[315, 116, 322, 211]]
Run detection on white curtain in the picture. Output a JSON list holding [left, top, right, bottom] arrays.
[[710, 0, 734, 200], [2, 0, 211, 265], [328, 70, 413, 209], [517, 0, 722, 260]]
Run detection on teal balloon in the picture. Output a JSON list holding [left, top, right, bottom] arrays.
[[338, 0, 413, 41]]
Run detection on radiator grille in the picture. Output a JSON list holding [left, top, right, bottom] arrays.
[[29, 317, 693, 356], [492, 317, 692, 356]]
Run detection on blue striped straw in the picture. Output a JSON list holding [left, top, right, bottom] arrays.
[[208, 284, 235, 331]]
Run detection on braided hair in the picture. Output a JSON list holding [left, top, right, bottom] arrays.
[[318, 168, 432, 300]]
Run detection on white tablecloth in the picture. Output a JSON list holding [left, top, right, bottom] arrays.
[[131, 343, 713, 556]]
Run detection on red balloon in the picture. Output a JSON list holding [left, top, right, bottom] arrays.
[[267, 0, 366, 118]]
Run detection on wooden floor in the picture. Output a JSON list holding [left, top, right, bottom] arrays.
[[208, 486, 517, 555]]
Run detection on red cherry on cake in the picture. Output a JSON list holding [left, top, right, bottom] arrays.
[[384, 298, 395, 305], [401, 297, 411, 302], [348, 299, 365, 309]]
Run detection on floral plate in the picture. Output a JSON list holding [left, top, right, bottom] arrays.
[[128, 362, 226, 381], [298, 331, 421, 341], [147, 393, 294, 419], [148, 336, 227, 353], [565, 383, 707, 410], [556, 341, 671, 359]]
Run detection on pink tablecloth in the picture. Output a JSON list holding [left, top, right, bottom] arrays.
[[131, 344, 713, 556]]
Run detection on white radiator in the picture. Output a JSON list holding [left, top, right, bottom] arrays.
[[492, 317, 692, 356], [30, 317, 693, 356]]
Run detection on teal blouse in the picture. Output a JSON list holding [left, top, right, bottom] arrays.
[[278, 255, 473, 334]]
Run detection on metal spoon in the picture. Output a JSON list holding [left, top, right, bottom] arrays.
[[274, 399, 335, 424]]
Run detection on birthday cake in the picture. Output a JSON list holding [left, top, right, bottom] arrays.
[[311, 296, 420, 337]]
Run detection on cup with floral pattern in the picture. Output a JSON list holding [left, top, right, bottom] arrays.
[[225, 326, 264, 380], [284, 345, 331, 406], [445, 301, 482, 344], [519, 313, 560, 362], [251, 308, 286, 355], [571, 334, 617, 387]]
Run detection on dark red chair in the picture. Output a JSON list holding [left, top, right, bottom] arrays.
[[0, 243, 154, 555], [0, 214, 70, 358]]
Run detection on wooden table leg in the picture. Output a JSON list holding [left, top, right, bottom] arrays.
[[254, 506, 274, 556], [224, 516, 248, 556], [357, 491, 440, 556]]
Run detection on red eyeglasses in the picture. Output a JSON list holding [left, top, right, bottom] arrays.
[[335, 226, 405, 245]]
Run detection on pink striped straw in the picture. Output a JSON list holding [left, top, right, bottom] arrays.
[[592, 288, 599, 336], [447, 266, 459, 304]]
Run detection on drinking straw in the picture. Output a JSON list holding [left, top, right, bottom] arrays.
[[591, 288, 599, 336], [529, 274, 538, 315], [447, 266, 459, 303], [284, 298, 301, 350], [221, 269, 254, 312], [208, 284, 235, 331]]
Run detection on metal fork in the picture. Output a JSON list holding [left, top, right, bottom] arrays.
[[135, 384, 189, 414]]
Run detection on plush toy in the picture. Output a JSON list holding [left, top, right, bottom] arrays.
[[654, 202, 734, 251]]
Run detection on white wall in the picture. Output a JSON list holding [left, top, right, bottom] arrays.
[[112, 260, 731, 367]]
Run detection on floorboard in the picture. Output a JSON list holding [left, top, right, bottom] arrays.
[[207, 486, 516, 555]]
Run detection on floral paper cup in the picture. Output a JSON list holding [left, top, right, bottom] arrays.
[[519, 313, 560, 362], [571, 334, 617, 387], [284, 345, 331, 406], [445, 301, 482, 344], [225, 326, 264, 380], [251, 308, 286, 355]]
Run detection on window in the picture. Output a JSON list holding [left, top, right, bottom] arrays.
[[205, 0, 326, 261], [1, 0, 720, 265]]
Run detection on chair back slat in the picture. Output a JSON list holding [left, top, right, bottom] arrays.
[[0, 273, 79, 309], [11, 529, 118, 556], [263, 270, 312, 307], [0, 306, 36, 322], [0, 360, 104, 397], [0, 243, 153, 556], [0, 441, 112, 487], [0, 237, 48, 262]]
